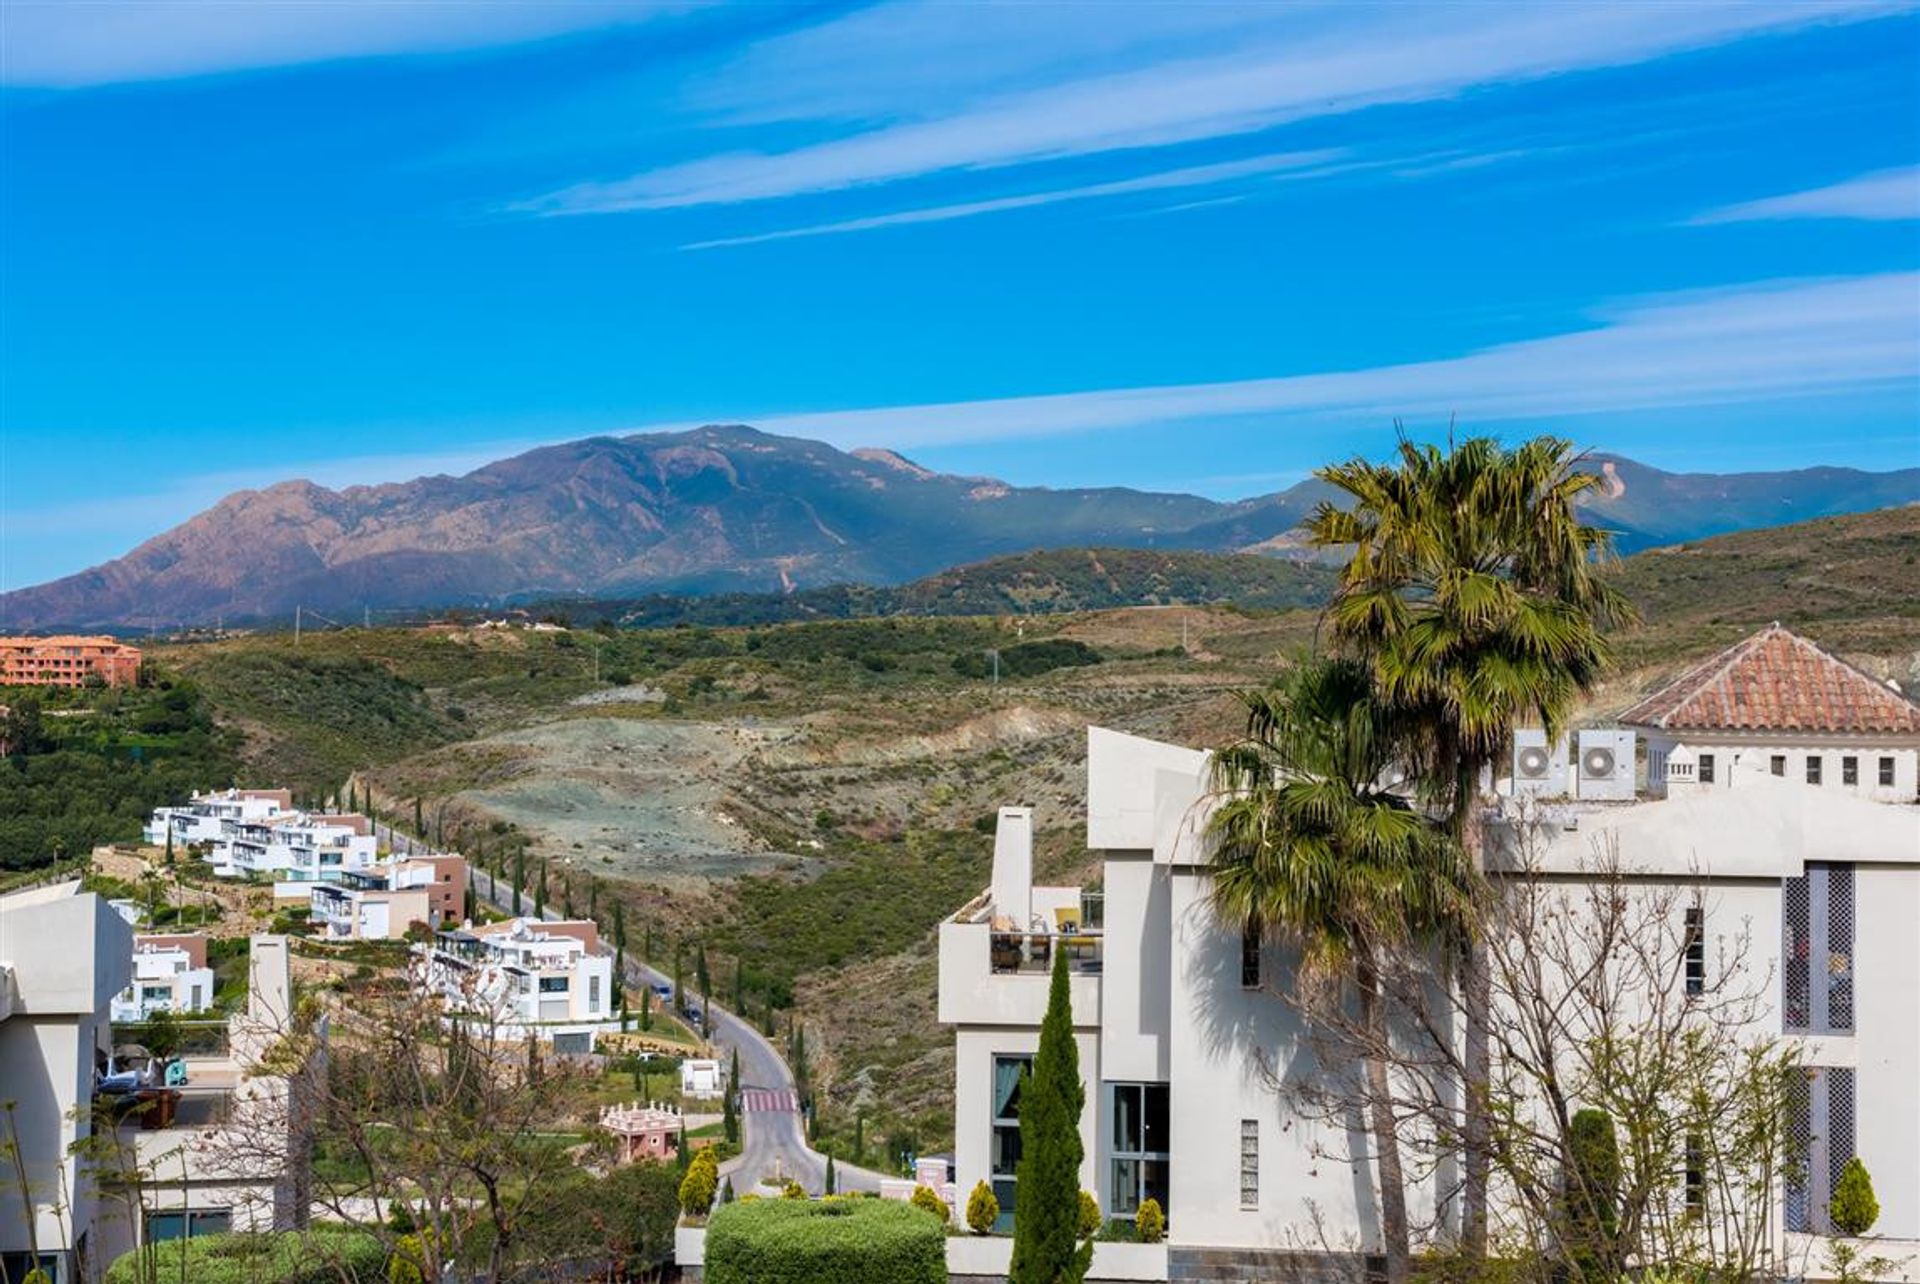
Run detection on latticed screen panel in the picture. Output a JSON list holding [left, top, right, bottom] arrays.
[[1784, 1069, 1813, 1233], [1783, 875, 1811, 1031], [1827, 865, 1855, 1032], [1239, 1119, 1259, 1208], [1827, 1068, 1857, 1203]]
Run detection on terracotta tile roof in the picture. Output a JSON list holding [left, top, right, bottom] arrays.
[[1619, 624, 1920, 735]]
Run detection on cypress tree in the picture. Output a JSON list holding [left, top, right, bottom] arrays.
[[723, 1081, 739, 1145], [641, 985, 653, 1031], [1564, 1108, 1620, 1283], [413, 796, 423, 838], [1010, 949, 1092, 1284], [825, 1154, 837, 1195], [854, 1113, 865, 1166], [511, 850, 525, 917], [673, 944, 685, 1014]]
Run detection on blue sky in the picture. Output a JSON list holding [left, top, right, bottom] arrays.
[[2, 1, 1918, 591]]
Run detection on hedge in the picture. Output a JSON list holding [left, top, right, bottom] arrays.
[[704, 1196, 946, 1284], [106, 1227, 387, 1283]]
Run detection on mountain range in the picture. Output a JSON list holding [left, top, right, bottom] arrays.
[[4, 424, 1916, 630]]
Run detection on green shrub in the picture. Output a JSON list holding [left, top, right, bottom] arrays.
[[680, 1146, 719, 1218], [1830, 1157, 1880, 1236], [705, 1198, 946, 1284], [783, 1179, 808, 1200], [105, 1227, 386, 1284], [1077, 1190, 1101, 1239], [908, 1183, 949, 1223], [1135, 1198, 1165, 1244], [965, 1179, 1000, 1234]]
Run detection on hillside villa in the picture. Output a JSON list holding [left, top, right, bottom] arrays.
[[309, 853, 467, 941], [110, 933, 215, 1023], [937, 624, 1920, 1284], [419, 916, 615, 1053]]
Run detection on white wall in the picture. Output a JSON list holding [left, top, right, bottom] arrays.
[[1099, 854, 1170, 1084], [1854, 865, 1920, 1238], [953, 1026, 1102, 1220]]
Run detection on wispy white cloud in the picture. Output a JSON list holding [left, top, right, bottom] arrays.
[[1691, 165, 1920, 223], [661, 273, 1920, 449], [0, 0, 687, 88], [676, 151, 1340, 248], [521, 1, 1910, 215]]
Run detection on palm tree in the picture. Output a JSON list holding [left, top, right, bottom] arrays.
[[1305, 434, 1635, 1256], [1208, 657, 1470, 1284]]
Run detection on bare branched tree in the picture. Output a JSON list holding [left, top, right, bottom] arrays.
[[1242, 809, 1801, 1284]]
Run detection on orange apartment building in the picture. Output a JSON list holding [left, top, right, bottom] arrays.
[[0, 635, 143, 688]]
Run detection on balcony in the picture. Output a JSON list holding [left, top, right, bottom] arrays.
[[938, 887, 1103, 1028]]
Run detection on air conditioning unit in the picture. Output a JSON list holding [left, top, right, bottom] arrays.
[[1575, 729, 1637, 801], [1509, 729, 1569, 798]]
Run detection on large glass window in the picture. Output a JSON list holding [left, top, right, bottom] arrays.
[[1108, 1083, 1170, 1219], [1880, 757, 1897, 788], [145, 1208, 231, 1244], [990, 1055, 1032, 1231]]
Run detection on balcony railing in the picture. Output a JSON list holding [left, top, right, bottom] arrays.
[[989, 930, 1103, 975]]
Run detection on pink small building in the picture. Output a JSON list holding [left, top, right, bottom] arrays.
[[600, 1101, 682, 1164]]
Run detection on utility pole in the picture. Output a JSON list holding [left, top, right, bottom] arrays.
[[294, 605, 301, 646]]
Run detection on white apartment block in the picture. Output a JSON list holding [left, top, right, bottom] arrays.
[[309, 854, 466, 941], [142, 788, 291, 847], [0, 899, 319, 1283], [110, 934, 215, 1023], [218, 813, 378, 883], [420, 917, 614, 1053], [941, 630, 1920, 1284]]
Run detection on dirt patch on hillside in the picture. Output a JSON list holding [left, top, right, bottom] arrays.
[[454, 717, 800, 884]]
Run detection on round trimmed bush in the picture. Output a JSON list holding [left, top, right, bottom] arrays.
[[908, 1183, 949, 1223], [705, 1196, 946, 1284], [1136, 1198, 1166, 1244]]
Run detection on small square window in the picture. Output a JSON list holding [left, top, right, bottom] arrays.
[[1698, 753, 1715, 784], [1806, 757, 1823, 786], [1842, 757, 1858, 786], [1771, 755, 1786, 777], [1880, 757, 1897, 787]]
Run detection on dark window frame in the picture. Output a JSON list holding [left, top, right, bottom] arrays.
[[1697, 753, 1715, 784], [1684, 905, 1705, 998]]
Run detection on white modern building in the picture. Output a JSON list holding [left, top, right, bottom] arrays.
[[217, 813, 378, 883], [941, 700, 1920, 1281], [0, 881, 134, 1284], [142, 789, 291, 847], [110, 934, 215, 1023], [1625, 624, 1920, 802], [309, 854, 467, 941], [420, 917, 615, 1053]]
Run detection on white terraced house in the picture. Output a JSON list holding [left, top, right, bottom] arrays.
[[214, 812, 378, 882], [940, 633, 1920, 1284], [142, 788, 292, 847], [309, 854, 467, 941], [110, 934, 215, 1022], [420, 917, 615, 1054]]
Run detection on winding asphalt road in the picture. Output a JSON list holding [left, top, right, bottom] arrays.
[[378, 821, 888, 1194]]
